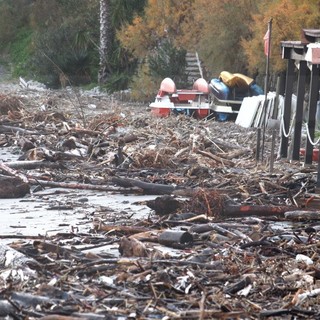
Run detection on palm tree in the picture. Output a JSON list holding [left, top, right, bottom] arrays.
[[98, 0, 146, 88], [98, 0, 110, 84]]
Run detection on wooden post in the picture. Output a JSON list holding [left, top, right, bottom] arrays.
[[292, 60, 307, 160], [280, 59, 295, 158], [305, 64, 320, 164]]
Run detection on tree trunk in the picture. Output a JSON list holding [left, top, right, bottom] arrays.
[[98, 0, 110, 85]]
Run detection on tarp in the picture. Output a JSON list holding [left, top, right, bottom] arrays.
[[219, 71, 254, 89]]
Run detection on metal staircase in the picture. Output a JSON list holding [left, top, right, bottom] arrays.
[[185, 52, 204, 84]]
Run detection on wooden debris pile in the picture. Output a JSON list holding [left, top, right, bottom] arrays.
[[0, 86, 320, 319], [0, 94, 22, 115], [1, 214, 320, 319]]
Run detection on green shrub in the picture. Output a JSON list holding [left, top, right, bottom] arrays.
[[148, 39, 188, 88], [30, 25, 96, 87], [9, 28, 34, 77], [129, 41, 188, 102], [130, 61, 162, 102], [102, 72, 131, 93]]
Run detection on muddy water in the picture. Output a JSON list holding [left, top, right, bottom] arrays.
[[0, 81, 156, 241], [0, 190, 155, 237], [0, 149, 155, 238], [0, 125, 159, 238], [0, 146, 20, 162]]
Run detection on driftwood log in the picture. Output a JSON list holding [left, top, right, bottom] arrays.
[[5, 160, 62, 170], [28, 179, 136, 193], [0, 124, 38, 134], [146, 194, 294, 218], [223, 204, 294, 218], [111, 176, 177, 195]]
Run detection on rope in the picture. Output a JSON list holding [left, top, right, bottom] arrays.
[[280, 113, 295, 138], [304, 122, 320, 146], [281, 113, 320, 146]]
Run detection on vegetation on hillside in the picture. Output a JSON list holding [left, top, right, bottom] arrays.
[[0, 0, 319, 98], [0, 0, 145, 90]]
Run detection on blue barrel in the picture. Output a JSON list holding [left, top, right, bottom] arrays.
[[216, 112, 229, 121], [209, 78, 230, 100], [250, 83, 264, 96]]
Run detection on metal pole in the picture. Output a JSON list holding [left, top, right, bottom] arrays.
[[270, 129, 275, 174], [317, 142, 320, 189], [256, 127, 261, 163], [261, 19, 272, 161]]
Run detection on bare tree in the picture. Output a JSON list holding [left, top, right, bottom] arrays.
[[98, 0, 110, 85]]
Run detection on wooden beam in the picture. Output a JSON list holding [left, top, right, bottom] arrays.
[[281, 44, 306, 61], [280, 59, 295, 158]]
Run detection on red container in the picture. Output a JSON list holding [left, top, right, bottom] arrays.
[[151, 107, 170, 117], [194, 109, 209, 119], [300, 148, 319, 161], [176, 90, 197, 102]]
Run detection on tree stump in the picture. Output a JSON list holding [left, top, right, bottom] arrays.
[[0, 174, 30, 198]]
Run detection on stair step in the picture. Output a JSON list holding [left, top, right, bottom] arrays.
[[185, 52, 204, 84], [186, 59, 198, 64], [186, 65, 200, 69], [186, 62, 198, 67]]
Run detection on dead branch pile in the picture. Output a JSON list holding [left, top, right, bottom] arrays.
[[0, 86, 320, 319]]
